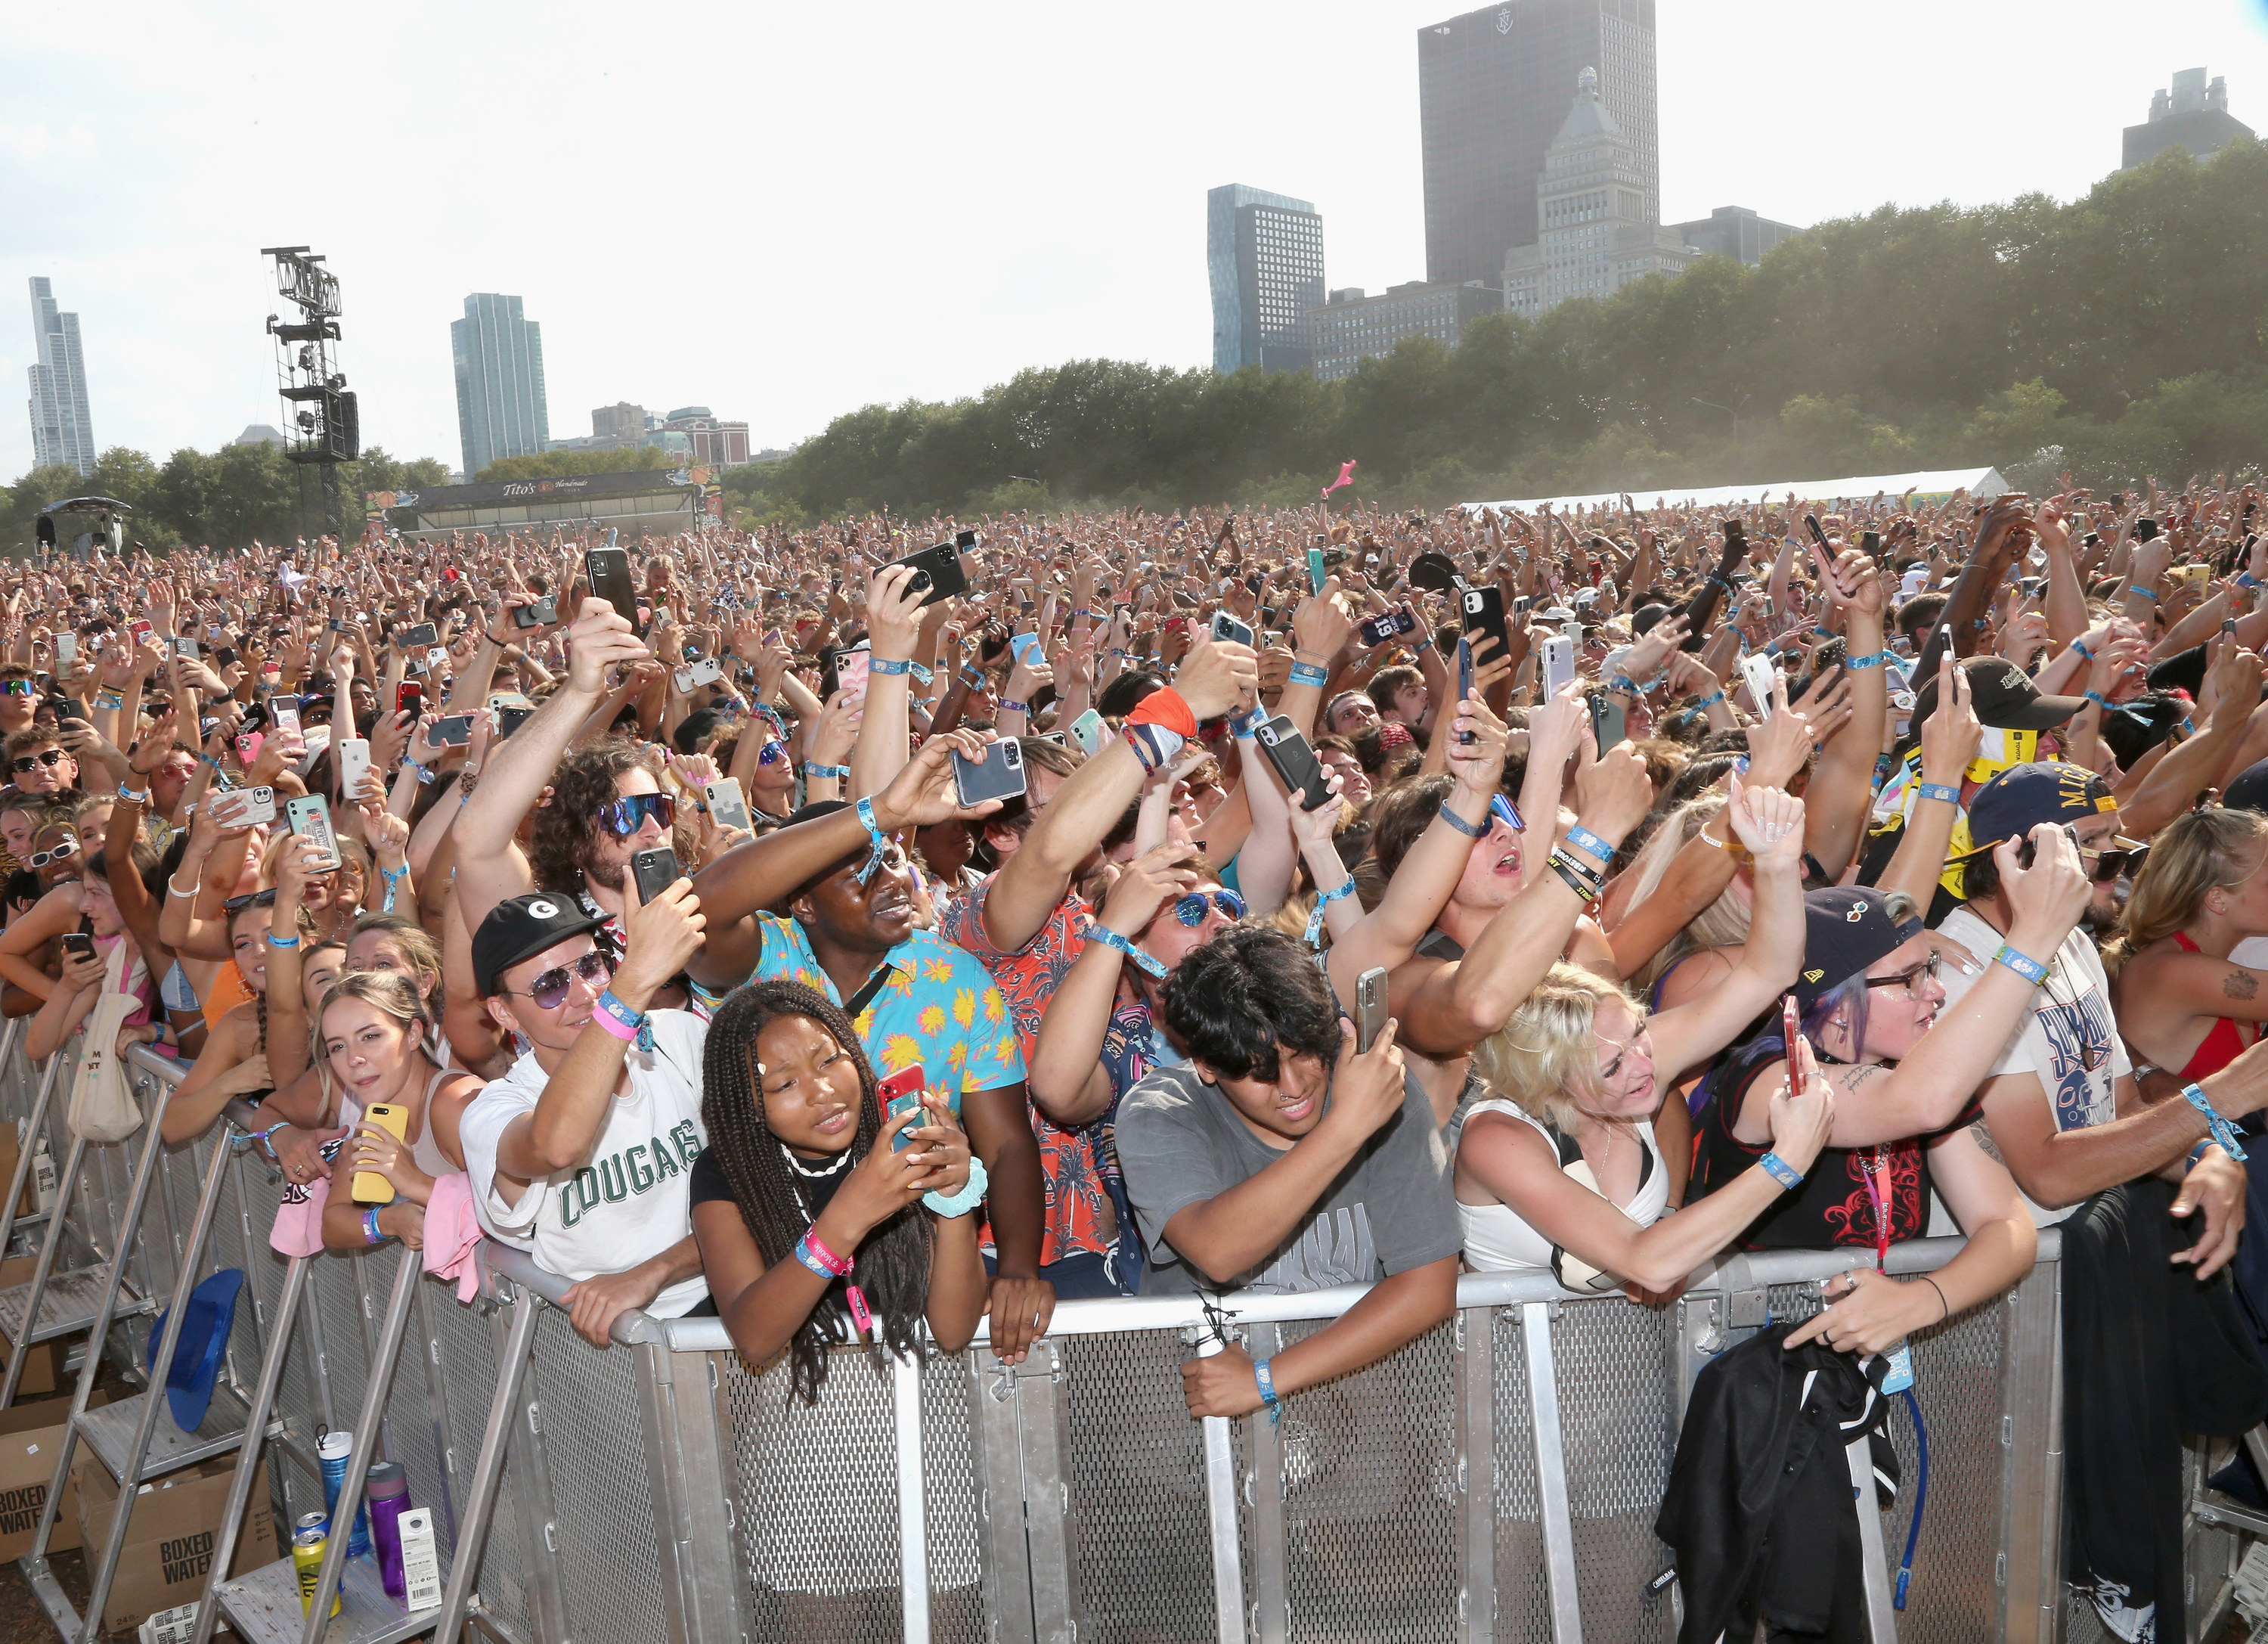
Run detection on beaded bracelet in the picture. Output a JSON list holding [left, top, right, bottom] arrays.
[[1915, 783, 1960, 805], [1991, 944, 2049, 985], [1288, 661, 1329, 689], [2183, 1083, 2250, 1162], [1758, 1151, 1805, 1191]]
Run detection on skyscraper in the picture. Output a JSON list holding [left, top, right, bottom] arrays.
[[1208, 185, 1327, 376], [451, 293, 550, 479], [2123, 67, 2252, 171], [26, 278, 95, 479], [1418, 0, 1658, 287]]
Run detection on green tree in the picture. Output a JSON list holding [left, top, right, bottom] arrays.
[[475, 446, 673, 483]]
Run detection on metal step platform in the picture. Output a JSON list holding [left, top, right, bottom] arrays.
[[75, 1382, 283, 1483], [215, 1548, 454, 1644], [0, 1264, 146, 1345]]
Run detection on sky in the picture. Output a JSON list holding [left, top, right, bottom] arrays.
[[7, 1, 2268, 482]]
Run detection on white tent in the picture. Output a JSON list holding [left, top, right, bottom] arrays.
[[1464, 465, 2008, 516]]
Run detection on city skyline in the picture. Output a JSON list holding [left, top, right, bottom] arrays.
[[451, 293, 549, 479], [3, 3, 2265, 475]]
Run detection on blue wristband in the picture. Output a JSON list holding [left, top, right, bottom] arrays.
[[2082, 690, 2110, 709], [806, 763, 849, 780], [1436, 801, 1486, 838], [1253, 1356, 1281, 1424], [869, 656, 911, 676], [1610, 674, 1640, 695], [1844, 650, 1885, 671], [1231, 705, 1270, 740], [363, 1207, 386, 1245], [1306, 877, 1357, 946], [2242, 574, 2263, 592], [1086, 923, 1167, 979], [1697, 690, 1725, 708], [792, 1233, 836, 1279], [595, 988, 656, 1053], [266, 932, 300, 950], [2071, 639, 2095, 661], [1991, 944, 2050, 985], [853, 795, 891, 884], [2129, 585, 2160, 602], [1915, 783, 1960, 805], [910, 662, 934, 686], [1564, 824, 1615, 867], [2183, 1082, 2250, 1163], [1288, 661, 1329, 689], [2186, 1139, 2214, 1174], [1758, 1151, 1805, 1191]]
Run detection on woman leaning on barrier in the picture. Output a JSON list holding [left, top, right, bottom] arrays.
[[1457, 777, 1834, 1298], [691, 979, 986, 1400], [317, 969, 479, 1252]]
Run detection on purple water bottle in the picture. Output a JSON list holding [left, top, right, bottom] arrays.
[[364, 1461, 414, 1599]]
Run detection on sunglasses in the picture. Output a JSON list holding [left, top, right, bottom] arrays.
[[27, 837, 77, 869], [0, 681, 36, 698], [1491, 794, 1523, 833], [1172, 888, 1246, 927], [756, 740, 791, 767], [10, 749, 65, 774], [2015, 824, 2146, 882], [505, 949, 614, 1010], [223, 888, 277, 914], [596, 792, 676, 837]]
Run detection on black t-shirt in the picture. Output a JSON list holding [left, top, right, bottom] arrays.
[[688, 1143, 850, 1221], [1688, 1037, 1946, 1254]]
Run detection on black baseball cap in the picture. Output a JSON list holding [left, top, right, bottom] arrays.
[[2227, 757, 2268, 817], [472, 892, 608, 998], [1960, 762, 2119, 857], [1794, 887, 1924, 1011], [1909, 656, 2087, 732]]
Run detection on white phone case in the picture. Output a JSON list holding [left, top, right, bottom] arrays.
[[1738, 653, 1778, 717], [1541, 636, 1576, 699], [337, 738, 371, 800]]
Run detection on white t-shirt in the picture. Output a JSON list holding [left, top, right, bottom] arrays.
[[456, 1008, 711, 1318], [1927, 907, 2130, 1231]]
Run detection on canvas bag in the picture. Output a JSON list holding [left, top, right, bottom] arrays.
[[66, 941, 143, 1143]]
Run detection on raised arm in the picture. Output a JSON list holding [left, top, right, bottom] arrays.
[[847, 566, 925, 801], [1803, 551, 1888, 878], [1648, 779, 1805, 1078]]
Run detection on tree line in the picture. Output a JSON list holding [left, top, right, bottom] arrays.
[[746, 138, 2268, 520]]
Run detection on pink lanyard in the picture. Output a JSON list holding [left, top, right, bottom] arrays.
[[1858, 1146, 1891, 1272]]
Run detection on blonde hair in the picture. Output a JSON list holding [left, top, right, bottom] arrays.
[[1470, 961, 1639, 1129], [2105, 808, 2268, 976], [313, 970, 435, 1095], [1626, 793, 1752, 991]]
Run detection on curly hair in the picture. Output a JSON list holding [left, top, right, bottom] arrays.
[[700, 981, 933, 1404], [529, 739, 658, 895]]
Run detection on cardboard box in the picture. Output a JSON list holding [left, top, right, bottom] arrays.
[[0, 1386, 110, 1561], [74, 1453, 274, 1636], [0, 1258, 68, 1398]]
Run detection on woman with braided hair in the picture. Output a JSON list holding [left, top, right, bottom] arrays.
[[689, 980, 986, 1401]]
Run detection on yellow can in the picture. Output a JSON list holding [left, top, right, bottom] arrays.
[[292, 1512, 342, 1618]]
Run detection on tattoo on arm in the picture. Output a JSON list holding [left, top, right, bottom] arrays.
[[2226, 968, 2260, 1002], [1967, 1115, 2006, 1166], [1841, 1062, 1888, 1090]]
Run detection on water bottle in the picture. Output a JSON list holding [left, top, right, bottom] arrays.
[[365, 1461, 413, 1600], [317, 1431, 370, 1558]]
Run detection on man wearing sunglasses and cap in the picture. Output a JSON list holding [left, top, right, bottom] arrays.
[[1927, 762, 2257, 1267]]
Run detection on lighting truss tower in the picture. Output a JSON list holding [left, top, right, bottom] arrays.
[[260, 246, 359, 540]]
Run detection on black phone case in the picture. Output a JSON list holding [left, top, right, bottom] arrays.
[[631, 847, 680, 905], [1257, 718, 1334, 811], [891, 542, 971, 608], [585, 548, 641, 630], [1459, 586, 1510, 661]]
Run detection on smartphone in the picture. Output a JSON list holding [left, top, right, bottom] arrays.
[[1541, 634, 1576, 699], [1738, 652, 1779, 718], [511, 595, 558, 628], [951, 739, 1027, 808], [1354, 966, 1388, 1054], [1009, 632, 1044, 669], [352, 1105, 409, 1204], [625, 846, 680, 907], [399, 621, 439, 649], [397, 681, 423, 718], [434, 715, 474, 746], [58, 932, 94, 963], [128, 619, 153, 649], [173, 634, 198, 659], [425, 646, 449, 672], [1066, 708, 1107, 758], [1783, 994, 1816, 1093], [878, 1065, 926, 1152], [886, 540, 971, 608], [1861, 529, 1882, 558], [234, 730, 264, 766], [497, 703, 535, 740], [270, 696, 301, 736], [1460, 585, 1510, 662], [285, 793, 341, 871], [1210, 611, 1255, 647], [336, 738, 370, 799], [585, 547, 640, 629], [1255, 715, 1334, 811], [835, 650, 870, 706], [1358, 607, 1417, 647], [214, 786, 278, 830], [1586, 689, 1628, 752], [2135, 517, 2161, 542], [327, 617, 347, 633], [1307, 547, 1328, 595], [52, 632, 73, 671], [1456, 639, 1476, 745], [705, 777, 753, 833], [674, 657, 724, 693]]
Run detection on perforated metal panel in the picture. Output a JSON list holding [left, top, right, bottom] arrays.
[[526, 1301, 671, 1642], [311, 1244, 373, 1438], [1489, 1308, 1554, 1644], [1551, 1298, 1678, 1642], [1881, 1295, 2009, 1642], [919, 1349, 987, 1644], [1270, 1314, 1459, 1642], [442, 1292, 531, 1643]]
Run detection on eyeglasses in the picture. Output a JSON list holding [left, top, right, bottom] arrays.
[[504, 949, 614, 1010], [223, 888, 277, 914], [1172, 888, 1246, 927], [10, 749, 65, 774], [27, 838, 77, 869], [596, 792, 675, 837], [1865, 954, 1941, 999]]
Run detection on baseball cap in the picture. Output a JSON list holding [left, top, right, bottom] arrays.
[[2226, 757, 2268, 816], [1960, 762, 2118, 857], [1794, 887, 1923, 1012], [472, 892, 609, 998], [1909, 656, 2087, 732]]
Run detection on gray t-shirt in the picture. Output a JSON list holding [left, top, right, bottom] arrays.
[[1116, 1062, 1462, 1296]]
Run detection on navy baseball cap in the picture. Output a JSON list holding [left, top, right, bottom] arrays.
[[1795, 887, 1923, 1011], [1960, 762, 2118, 857]]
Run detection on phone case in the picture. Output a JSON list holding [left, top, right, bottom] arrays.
[[218, 786, 278, 830], [1541, 637, 1576, 699], [1355, 967, 1388, 1054], [1211, 612, 1255, 647], [336, 738, 370, 800], [631, 847, 680, 905], [1256, 717, 1334, 811], [1738, 653, 1777, 717], [835, 651, 871, 704], [705, 779, 753, 833], [1067, 709, 1107, 757], [951, 740, 1026, 808], [585, 547, 640, 628], [435, 715, 473, 746], [878, 1065, 926, 1151], [352, 1104, 409, 1204], [285, 795, 340, 870]]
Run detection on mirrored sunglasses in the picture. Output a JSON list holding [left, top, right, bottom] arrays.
[[11, 749, 65, 774], [1173, 888, 1246, 927], [509, 949, 614, 1010], [596, 792, 676, 837]]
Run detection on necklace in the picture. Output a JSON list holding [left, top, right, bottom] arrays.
[[780, 1142, 851, 1180]]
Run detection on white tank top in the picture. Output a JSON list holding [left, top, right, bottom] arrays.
[[1459, 1098, 1671, 1273]]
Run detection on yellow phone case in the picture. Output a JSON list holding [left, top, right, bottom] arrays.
[[352, 1104, 408, 1204]]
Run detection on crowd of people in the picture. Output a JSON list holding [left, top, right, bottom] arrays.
[[17, 474, 2268, 1634]]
